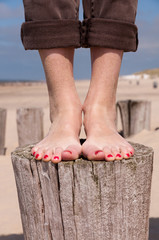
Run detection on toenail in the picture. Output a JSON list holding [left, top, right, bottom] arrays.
[[116, 154, 121, 158], [44, 155, 49, 159], [126, 153, 130, 157], [107, 154, 113, 158], [33, 152, 36, 156], [64, 150, 72, 154], [35, 154, 39, 158], [95, 150, 103, 155], [130, 151, 133, 155], [54, 156, 59, 160]]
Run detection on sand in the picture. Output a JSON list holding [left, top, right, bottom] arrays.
[[0, 76, 159, 236]]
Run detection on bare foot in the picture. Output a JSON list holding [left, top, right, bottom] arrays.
[[82, 104, 134, 161], [31, 106, 82, 163], [31, 47, 82, 163], [81, 47, 134, 161]]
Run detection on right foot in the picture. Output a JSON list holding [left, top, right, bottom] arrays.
[[32, 48, 83, 163], [31, 106, 82, 163]]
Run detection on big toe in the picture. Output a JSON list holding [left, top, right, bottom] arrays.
[[62, 145, 81, 161], [82, 144, 105, 160]]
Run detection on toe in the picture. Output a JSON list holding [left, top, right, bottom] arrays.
[[130, 150, 134, 156], [129, 148, 135, 156], [120, 146, 133, 159], [123, 152, 131, 159], [103, 146, 115, 161], [82, 145, 105, 160], [115, 152, 123, 160], [42, 149, 53, 162], [108, 146, 123, 161], [51, 147, 63, 163], [62, 145, 81, 161], [93, 149, 105, 160], [34, 148, 44, 160], [31, 146, 39, 156]]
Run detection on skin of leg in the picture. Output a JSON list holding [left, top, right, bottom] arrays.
[[31, 47, 82, 163], [82, 47, 134, 161]]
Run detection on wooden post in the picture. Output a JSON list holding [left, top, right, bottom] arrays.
[[0, 108, 7, 155], [16, 108, 44, 147], [117, 100, 151, 137], [11, 141, 153, 240], [116, 100, 130, 137]]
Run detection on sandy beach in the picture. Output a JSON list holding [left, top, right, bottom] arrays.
[[0, 75, 159, 239]]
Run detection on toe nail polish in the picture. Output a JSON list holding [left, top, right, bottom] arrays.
[[126, 153, 130, 157], [64, 150, 72, 154], [130, 151, 133, 155], [95, 150, 102, 155], [35, 154, 39, 158], [54, 156, 59, 160], [44, 155, 49, 159], [33, 152, 36, 156], [116, 154, 121, 158], [107, 154, 113, 158]]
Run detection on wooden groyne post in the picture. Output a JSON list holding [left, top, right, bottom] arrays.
[[0, 108, 7, 155], [117, 100, 151, 137], [16, 108, 44, 147], [11, 141, 153, 240]]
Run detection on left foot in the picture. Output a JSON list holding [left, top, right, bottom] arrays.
[[82, 103, 134, 161]]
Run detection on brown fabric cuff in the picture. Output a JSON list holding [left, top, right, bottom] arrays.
[[21, 19, 81, 50], [82, 18, 138, 52]]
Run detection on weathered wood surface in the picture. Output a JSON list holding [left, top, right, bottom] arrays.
[[11, 142, 154, 240], [16, 108, 44, 147], [0, 108, 7, 155], [117, 100, 151, 137]]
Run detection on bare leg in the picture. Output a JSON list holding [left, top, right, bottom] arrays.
[[82, 47, 134, 161], [31, 47, 82, 163]]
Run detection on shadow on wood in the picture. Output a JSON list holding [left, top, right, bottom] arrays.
[[16, 108, 44, 147], [11, 141, 154, 240], [149, 218, 159, 240], [0, 108, 7, 155], [0, 235, 24, 240]]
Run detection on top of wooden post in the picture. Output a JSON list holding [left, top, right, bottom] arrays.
[[11, 141, 154, 166]]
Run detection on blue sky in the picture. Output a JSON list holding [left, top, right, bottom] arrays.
[[0, 0, 159, 80]]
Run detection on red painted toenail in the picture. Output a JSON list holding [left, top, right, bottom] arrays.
[[44, 155, 49, 159], [54, 156, 59, 160], [126, 153, 130, 157], [107, 154, 113, 158], [116, 154, 122, 158], [130, 151, 133, 155], [95, 150, 103, 155], [64, 150, 72, 154], [33, 152, 36, 156], [35, 154, 39, 158]]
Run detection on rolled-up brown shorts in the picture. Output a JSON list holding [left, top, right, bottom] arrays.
[[21, 0, 138, 52]]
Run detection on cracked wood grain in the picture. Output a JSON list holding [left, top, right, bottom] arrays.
[[11, 141, 153, 240]]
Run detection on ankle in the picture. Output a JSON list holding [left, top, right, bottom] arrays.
[[83, 102, 117, 131], [83, 101, 116, 118], [50, 101, 82, 127], [49, 93, 82, 119]]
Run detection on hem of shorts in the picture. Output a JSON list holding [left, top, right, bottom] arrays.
[[82, 18, 139, 52], [21, 19, 82, 50]]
